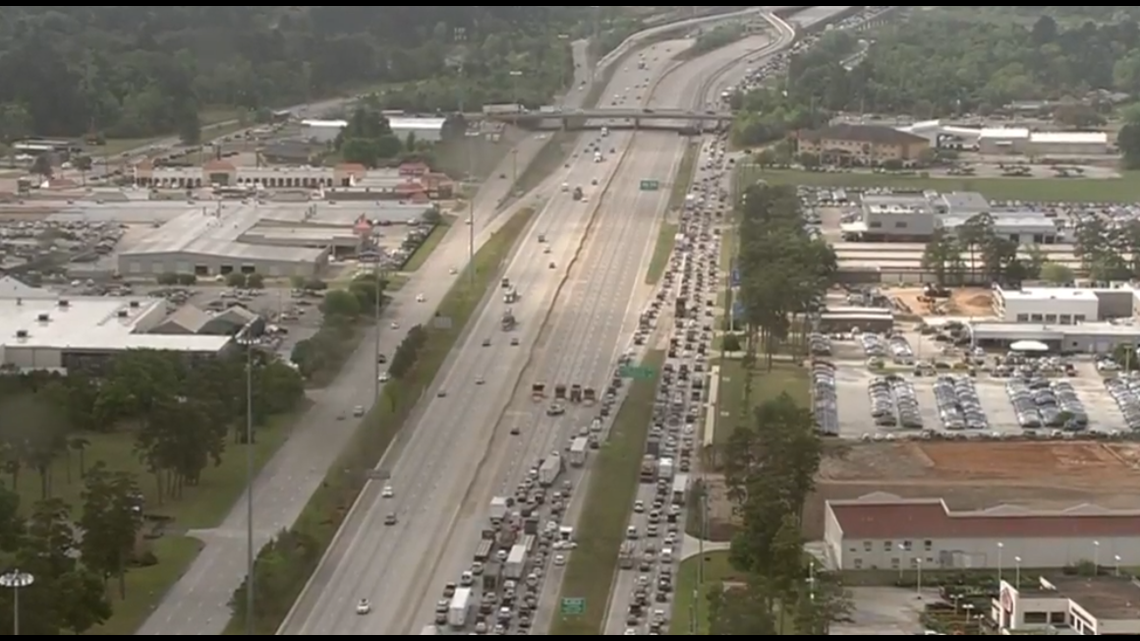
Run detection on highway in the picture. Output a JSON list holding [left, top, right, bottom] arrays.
[[276, 41, 687, 636], [136, 43, 603, 639]]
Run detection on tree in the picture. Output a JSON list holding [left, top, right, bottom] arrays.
[[31, 153, 53, 178], [226, 272, 247, 288], [79, 462, 142, 598], [1040, 261, 1074, 285], [921, 229, 963, 285], [22, 498, 76, 578], [246, 273, 265, 289], [321, 290, 362, 317]]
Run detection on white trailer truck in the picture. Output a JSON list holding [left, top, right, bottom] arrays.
[[489, 496, 509, 524], [448, 587, 472, 628], [504, 543, 527, 579], [657, 456, 675, 480], [539, 453, 563, 487], [569, 437, 588, 467]]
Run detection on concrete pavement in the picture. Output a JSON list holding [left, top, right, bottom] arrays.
[[275, 40, 684, 637], [682, 535, 732, 561]]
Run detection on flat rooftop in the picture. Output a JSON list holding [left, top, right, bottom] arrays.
[[0, 296, 229, 352], [998, 287, 1099, 302], [257, 202, 429, 226], [970, 321, 1140, 339], [119, 203, 328, 262], [1044, 575, 1140, 621]]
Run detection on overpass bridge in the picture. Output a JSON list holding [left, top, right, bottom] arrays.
[[464, 108, 735, 132]]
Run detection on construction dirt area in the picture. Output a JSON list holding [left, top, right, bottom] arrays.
[[702, 440, 1140, 541], [889, 286, 995, 318]]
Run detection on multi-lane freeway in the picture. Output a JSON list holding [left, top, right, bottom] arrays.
[[277, 37, 688, 635]]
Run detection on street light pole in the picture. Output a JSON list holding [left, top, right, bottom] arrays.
[[244, 339, 254, 635], [0, 570, 33, 636]]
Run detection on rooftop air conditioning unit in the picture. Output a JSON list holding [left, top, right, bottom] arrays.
[[15, 330, 27, 338], [116, 310, 128, 318], [36, 313, 49, 322], [129, 300, 140, 308], [58, 299, 69, 307]]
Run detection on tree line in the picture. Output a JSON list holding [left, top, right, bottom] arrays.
[[730, 13, 1140, 148], [0, 348, 304, 633], [734, 183, 836, 370], [0, 6, 605, 142], [289, 272, 390, 383]]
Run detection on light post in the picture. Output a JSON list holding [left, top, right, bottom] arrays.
[[1114, 555, 1122, 576], [1014, 556, 1022, 587], [509, 70, 523, 125], [897, 543, 906, 583], [1093, 540, 1100, 573], [0, 570, 33, 635], [238, 333, 255, 635], [915, 558, 923, 597], [997, 541, 1004, 584]]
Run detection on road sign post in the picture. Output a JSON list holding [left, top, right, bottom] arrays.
[[561, 597, 586, 616], [639, 179, 659, 191], [618, 365, 656, 380]]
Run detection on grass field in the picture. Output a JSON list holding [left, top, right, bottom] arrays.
[[401, 217, 454, 272], [89, 536, 204, 635], [646, 223, 678, 285], [6, 413, 293, 530], [746, 168, 1140, 203], [227, 206, 537, 634], [550, 351, 665, 635], [715, 359, 809, 446], [670, 141, 700, 210], [669, 550, 738, 635]]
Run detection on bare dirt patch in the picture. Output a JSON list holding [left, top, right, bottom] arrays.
[[705, 441, 1140, 541]]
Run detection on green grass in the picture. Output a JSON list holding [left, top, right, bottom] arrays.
[[88, 536, 204, 635], [745, 167, 1140, 203], [550, 351, 665, 635], [226, 206, 537, 635], [401, 217, 454, 272], [669, 141, 700, 211], [714, 359, 809, 446], [669, 550, 740, 635], [99, 108, 244, 156], [9, 414, 292, 530], [646, 223, 678, 285], [509, 132, 578, 206]]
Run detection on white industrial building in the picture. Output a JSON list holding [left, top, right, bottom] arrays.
[[993, 287, 1100, 324], [844, 191, 1061, 244], [1026, 131, 1110, 156], [389, 117, 447, 143], [896, 120, 1111, 155], [0, 278, 232, 371], [823, 493, 1140, 572], [117, 203, 331, 278], [993, 576, 1140, 635], [967, 321, 1140, 354], [299, 119, 346, 144]]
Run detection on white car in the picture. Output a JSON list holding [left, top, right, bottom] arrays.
[[416, 293, 426, 302], [449, 267, 458, 275], [553, 554, 566, 566], [356, 599, 371, 615], [475, 376, 485, 385], [390, 321, 400, 329], [378, 371, 390, 383], [381, 485, 394, 498]]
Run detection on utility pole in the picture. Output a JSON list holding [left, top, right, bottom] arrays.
[[455, 27, 476, 293]]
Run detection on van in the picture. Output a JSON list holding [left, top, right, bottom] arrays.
[[661, 548, 673, 563], [626, 525, 638, 539]]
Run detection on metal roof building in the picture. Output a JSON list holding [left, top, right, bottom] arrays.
[[389, 117, 447, 143], [116, 203, 330, 278]]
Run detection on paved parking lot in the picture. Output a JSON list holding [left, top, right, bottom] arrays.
[[831, 359, 1129, 438], [831, 587, 933, 635]]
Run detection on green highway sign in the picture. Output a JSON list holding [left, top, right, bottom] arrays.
[[639, 179, 659, 191], [561, 597, 586, 615], [619, 365, 656, 380]]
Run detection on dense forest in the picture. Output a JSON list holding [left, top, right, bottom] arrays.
[[0, 7, 616, 141], [730, 13, 1140, 148]]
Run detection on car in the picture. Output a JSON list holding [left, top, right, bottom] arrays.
[[356, 598, 372, 615], [377, 354, 388, 364], [353, 405, 365, 417], [475, 376, 485, 385], [381, 485, 394, 498], [547, 403, 565, 416], [336, 411, 346, 420], [449, 267, 458, 275], [591, 178, 598, 185], [378, 371, 390, 383], [384, 513, 398, 525], [510, 426, 520, 435], [416, 293, 426, 302], [482, 338, 492, 347], [543, 246, 551, 254], [437, 389, 448, 398], [553, 554, 566, 566], [390, 321, 400, 329], [548, 261, 556, 269], [510, 337, 520, 346]]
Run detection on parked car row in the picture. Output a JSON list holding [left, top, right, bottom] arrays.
[[808, 332, 832, 356], [933, 375, 990, 431], [868, 375, 923, 429], [1006, 378, 1088, 430], [1104, 376, 1140, 430], [812, 361, 839, 435]]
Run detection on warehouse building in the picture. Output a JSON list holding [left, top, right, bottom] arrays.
[[117, 203, 330, 278], [1026, 131, 1110, 156], [389, 117, 447, 143], [994, 575, 1140, 635], [992, 285, 1137, 324], [845, 191, 1059, 243], [967, 321, 1140, 353], [823, 493, 1140, 572], [299, 119, 346, 144], [977, 127, 1030, 154], [0, 289, 232, 372]]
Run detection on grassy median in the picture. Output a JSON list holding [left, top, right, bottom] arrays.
[[550, 350, 665, 635], [226, 206, 536, 634]]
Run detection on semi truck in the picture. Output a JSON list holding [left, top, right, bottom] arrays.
[[671, 473, 689, 505], [619, 540, 637, 569], [569, 437, 588, 467], [539, 453, 563, 486], [448, 587, 472, 627], [504, 543, 527, 579], [483, 103, 523, 115], [504, 287, 519, 303], [582, 387, 597, 405], [639, 455, 656, 482], [489, 496, 509, 524], [658, 457, 675, 480]]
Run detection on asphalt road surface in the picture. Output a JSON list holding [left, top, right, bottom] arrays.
[[276, 41, 687, 637], [135, 43, 604, 640]]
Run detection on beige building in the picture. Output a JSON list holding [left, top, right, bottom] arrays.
[[133, 160, 368, 189], [795, 124, 930, 166], [993, 576, 1140, 635]]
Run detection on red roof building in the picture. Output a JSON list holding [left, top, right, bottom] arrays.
[[824, 493, 1140, 573]]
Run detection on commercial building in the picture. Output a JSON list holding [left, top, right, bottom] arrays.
[[795, 124, 930, 166], [823, 493, 1140, 572], [968, 321, 1140, 354], [0, 284, 232, 372], [133, 160, 368, 189], [117, 203, 331, 278], [978, 127, 1030, 155], [299, 119, 346, 144], [843, 191, 1061, 244], [1026, 131, 1110, 156], [993, 576, 1140, 635], [389, 117, 447, 143], [992, 285, 1138, 324]]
